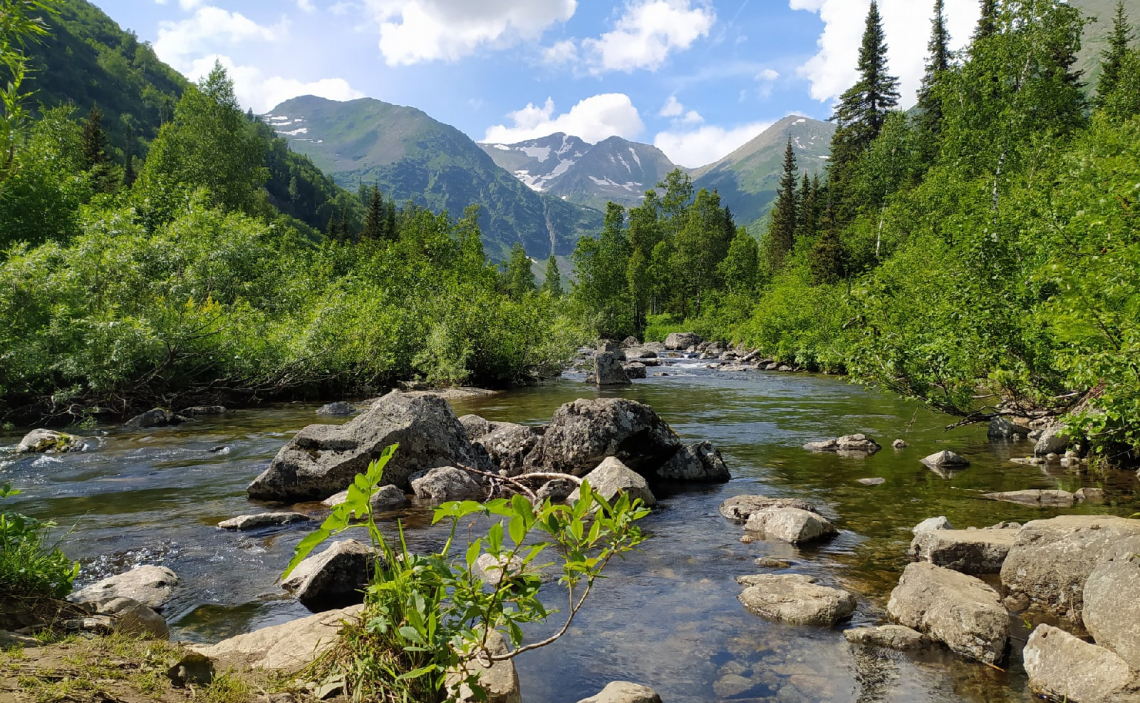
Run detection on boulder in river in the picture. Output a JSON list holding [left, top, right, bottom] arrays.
[[247, 391, 488, 501], [95, 597, 169, 639], [69, 565, 179, 612], [803, 434, 881, 455], [576, 681, 662, 703], [446, 630, 522, 703], [920, 450, 970, 469], [535, 477, 578, 504], [887, 562, 1009, 665], [856, 477, 885, 486], [737, 574, 856, 626], [909, 527, 1020, 574], [1034, 424, 1070, 457], [744, 507, 838, 544], [522, 398, 680, 477], [664, 332, 701, 350], [569, 457, 656, 508], [125, 408, 187, 429], [988, 416, 1031, 440], [913, 516, 952, 533], [982, 489, 1074, 507], [623, 362, 647, 380], [411, 467, 485, 504], [16, 429, 83, 454], [594, 352, 632, 386], [281, 539, 376, 612], [316, 401, 356, 416], [322, 484, 409, 513], [1000, 515, 1140, 622], [472, 422, 543, 478], [1082, 552, 1140, 670], [655, 441, 730, 483], [844, 625, 930, 651], [192, 604, 363, 671], [619, 336, 641, 349], [1075, 487, 1106, 504], [1023, 625, 1139, 703], [218, 512, 311, 531], [720, 495, 818, 522]]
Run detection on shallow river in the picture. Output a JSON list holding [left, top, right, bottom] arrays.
[[2, 358, 1138, 703]]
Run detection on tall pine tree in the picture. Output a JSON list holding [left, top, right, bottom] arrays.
[[81, 104, 109, 169], [916, 0, 951, 166], [504, 243, 536, 299], [765, 137, 799, 271], [1095, 1, 1134, 108], [975, 0, 999, 42], [542, 254, 562, 297], [362, 186, 386, 241], [809, 196, 846, 285]]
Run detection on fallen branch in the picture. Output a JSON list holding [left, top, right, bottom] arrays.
[[454, 464, 582, 502]]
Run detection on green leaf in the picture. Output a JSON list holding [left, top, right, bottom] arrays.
[[465, 538, 482, 567], [508, 514, 526, 545]]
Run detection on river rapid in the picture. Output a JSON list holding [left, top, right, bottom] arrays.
[[2, 357, 1137, 703]]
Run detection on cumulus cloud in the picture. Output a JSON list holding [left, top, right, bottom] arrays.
[[187, 55, 365, 113], [154, 6, 283, 71], [362, 0, 576, 66], [659, 95, 683, 117], [792, 0, 980, 107], [581, 0, 715, 73], [654, 121, 772, 169], [542, 39, 579, 65], [482, 94, 644, 144]]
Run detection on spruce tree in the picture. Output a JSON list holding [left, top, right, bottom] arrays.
[[796, 170, 818, 242], [766, 137, 799, 270], [809, 197, 847, 285], [542, 254, 562, 297], [975, 0, 999, 42], [362, 186, 386, 240], [81, 104, 109, 169], [917, 0, 951, 163], [504, 242, 536, 299], [122, 121, 136, 188], [326, 213, 341, 242], [1095, 2, 1134, 108], [338, 211, 351, 242]]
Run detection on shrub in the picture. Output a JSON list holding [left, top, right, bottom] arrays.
[[0, 484, 79, 600]]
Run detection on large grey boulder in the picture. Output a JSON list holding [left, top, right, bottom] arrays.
[[192, 605, 363, 671], [619, 336, 641, 349], [247, 391, 488, 501], [803, 434, 881, 455], [16, 429, 83, 454], [720, 495, 818, 522], [218, 512, 311, 531], [988, 416, 1031, 440], [1034, 424, 1070, 457], [664, 332, 701, 350], [843, 625, 930, 651], [1083, 553, 1140, 670], [909, 527, 1020, 574], [446, 630, 522, 703], [655, 441, 730, 483], [69, 565, 179, 612], [523, 398, 680, 477], [1023, 625, 1139, 703], [568, 457, 656, 508], [887, 562, 1009, 664], [982, 489, 1075, 507], [316, 401, 356, 416], [459, 414, 494, 441], [1000, 515, 1140, 622], [411, 467, 484, 504], [322, 484, 408, 513], [535, 478, 577, 503], [474, 422, 543, 478], [96, 597, 169, 638], [281, 539, 376, 612], [737, 574, 856, 626], [744, 507, 838, 544], [623, 362, 647, 380], [594, 352, 631, 386], [577, 681, 662, 703]]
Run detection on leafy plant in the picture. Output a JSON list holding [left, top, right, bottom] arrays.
[[283, 444, 650, 703], [0, 483, 79, 599]]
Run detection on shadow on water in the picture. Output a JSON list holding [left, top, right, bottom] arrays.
[[1, 362, 1137, 702]]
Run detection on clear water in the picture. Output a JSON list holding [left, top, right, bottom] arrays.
[[2, 357, 1136, 703]]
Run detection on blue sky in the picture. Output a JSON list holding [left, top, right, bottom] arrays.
[[96, 0, 981, 167]]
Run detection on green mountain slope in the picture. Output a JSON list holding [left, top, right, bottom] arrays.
[[267, 96, 602, 258], [691, 115, 835, 235]]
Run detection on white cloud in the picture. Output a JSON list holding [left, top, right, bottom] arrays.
[[581, 0, 715, 73], [659, 95, 683, 117], [792, 0, 980, 107], [483, 94, 644, 145], [654, 121, 772, 168], [757, 68, 779, 81], [187, 55, 365, 113], [542, 39, 579, 65], [296, 0, 317, 12], [154, 6, 283, 71], [682, 110, 703, 124], [363, 0, 576, 66]]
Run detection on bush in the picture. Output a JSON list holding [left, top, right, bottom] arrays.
[[0, 484, 79, 600]]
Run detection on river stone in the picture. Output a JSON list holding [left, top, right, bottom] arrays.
[[459, 414, 493, 440], [886, 562, 1009, 664], [1075, 487, 1106, 504], [535, 478, 577, 503], [166, 652, 215, 688], [411, 467, 484, 504], [69, 565, 180, 612], [97, 597, 169, 638], [844, 625, 930, 651], [523, 398, 680, 477], [16, 429, 83, 454], [577, 681, 662, 703], [988, 416, 1031, 440], [1023, 625, 1140, 703], [1001, 515, 1140, 622], [125, 408, 187, 429], [656, 441, 730, 483], [1083, 553, 1140, 669], [1034, 424, 1070, 457], [568, 457, 656, 508], [623, 362, 647, 379], [744, 507, 838, 544], [857, 477, 886, 486], [983, 489, 1075, 507], [720, 495, 818, 522], [192, 604, 363, 670], [474, 422, 542, 477], [665, 332, 701, 350], [619, 336, 641, 349], [446, 630, 522, 703], [218, 512, 311, 531], [920, 450, 970, 469], [909, 528, 1020, 574], [594, 352, 631, 386], [803, 434, 881, 455], [282, 539, 376, 612], [322, 484, 409, 513], [737, 574, 857, 626], [913, 516, 953, 533], [247, 391, 488, 500], [316, 401, 356, 416], [0, 630, 40, 648]]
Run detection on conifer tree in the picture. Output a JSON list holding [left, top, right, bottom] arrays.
[[362, 186, 386, 241], [1095, 2, 1134, 108], [917, 0, 951, 164], [975, 0, 999, 42], [504, 242, 536, 299], [796, 171, 819, 242], [338, 211, 351, 242], [81, 104, 109, 169], [122, 120, 136, 188], [809, 197, 846, 285], [385, 197, 398, 240], [542, 254, 562, 297], [326, 213, 341, 242], [766, 137, 799, 270]]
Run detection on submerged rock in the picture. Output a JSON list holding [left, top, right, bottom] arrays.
[[988, 416, 1031, 440], [316, 401, 356, 416], [576, 681, 662, 703], [281, 539, 376, 612], [594, 352, 631, 386], [856, 477, 886, 486], [69, 565, 180, 612], [737, 574, 856, 626], [181, 406, 228, 417], [322, 484, 408, 513], [655, 441, 730, 483], [982, 489, 1075, 507], [217, 512, 311, 531], [1023, 625, 1139, 703], [569, 457, 656, 508], [192, 604, 363, 671], [803, 434, 881, 455], [664, 332, 701, 350], [125, 409, 187, 429], [744, 507, 838, 544], [411, 467, 484, 504], [16, 429, 84, 454], [909, 527, 1020, 574], [720, 495, 818, 522], [843, 625, 930, 651], [1075, 487, 1106, 504]]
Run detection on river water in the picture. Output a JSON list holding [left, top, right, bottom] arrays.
[[2, 357, 1137, 702]]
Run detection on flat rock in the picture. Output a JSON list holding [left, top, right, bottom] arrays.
[[1001, 515, 1140, 622], [744, 507, 837, 544], [569, 457, 656, 508], [1023, 625, 1139, 703], [983, 489, 1074, 507], [16, 429, 83, 454], [920, 450, 970, 469], [886, 562, 1009, 664], [0, 630, 41, 647], [803, 434, 881, 455], [322, 484, 408, 513], [720, 495, 818, 522], [281, 539, 376, 612], [909, 528, 1020, 574], [737, 574, 856, 626], [1083, 553, 1140, 669], [913, 516, 953, 533], [843, 625, 930, 651], [69, 565, 179, 612], [856, 477, 885, 486], [577, 681, 662, 703], [411, 466, 484, 504], [192, 605, 363, 671], [218, 512, 311, 531], [655, 441, 730, 483]]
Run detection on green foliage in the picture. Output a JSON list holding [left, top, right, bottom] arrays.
[[0, 0, 61, 189], [764, 138, 799, 272], [285, 446, 649, 703], [541, 254, 562, 297], [502, 242, 536, 300], [0, 484, 79, 600]]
